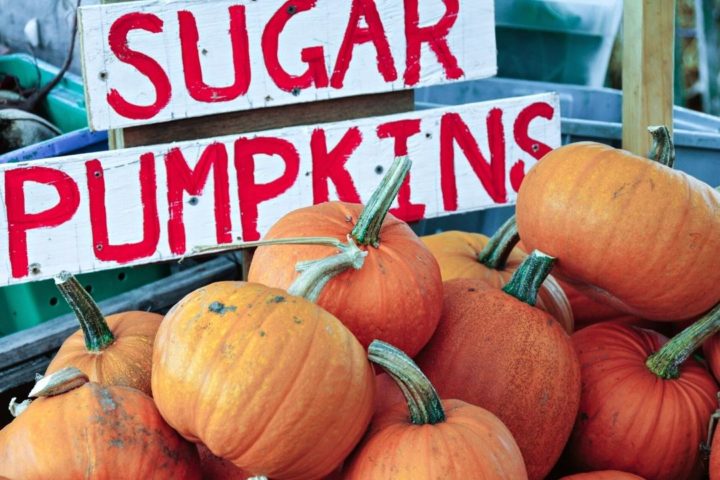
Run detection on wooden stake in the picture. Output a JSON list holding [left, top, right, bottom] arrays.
[[622, 0, 676, 156]]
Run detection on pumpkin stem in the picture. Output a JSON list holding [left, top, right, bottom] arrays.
[[351, 156, 411, 247], [368, 340, 446, 425], [29, 366, 89, 398], [8, 397, 32, 417], [191, 236, 347, 256], [501, 250, 556, 306], [646, 303, 720, 379], [477, 215, 520, 269], [287, 236, 367, 302], [55, 271, 115, 352], [647, 125, 675, 168]]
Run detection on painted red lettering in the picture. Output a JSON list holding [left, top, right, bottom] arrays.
[[87, 154, 160, 263], [511, 102, 555, 191], [5, 167, 80, 278], [404, 0, 463, 86], [331, 0, 397, 88], [311, 127, 362, 204], [263, 0, 328, 92], [376, 119, 426, 221], [107, 13, 171, 120], [235, 137, 300, 241], [178, 6, 251, 102], [440, 110, 507, 211], [165, 143, 231, 255]]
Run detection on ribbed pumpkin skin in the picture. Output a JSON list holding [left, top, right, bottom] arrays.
[[197, 444, 249, 480], [712, 426, 720, 480], [414, 278, 581, 480], [568, 322, 717, 480], [516, 142, 720, 320], [344, 399, 528, 479], [248, 202, 442, 357], [0, 382, 201, 479], [559, 472, 645, 480], [45, 311, 163, 396], [151, 281, 375, 480], [422, 230, 574, 333]]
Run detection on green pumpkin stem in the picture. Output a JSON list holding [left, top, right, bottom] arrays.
[[287, 236, 367, 302], [646, 303, 720, 379], [191, 236, 346, 256], [477, 215, 520, 269], [501, 250, 556, 306], [29, 367, 89, 398], [647, 125, 675, 168], [351, 156, 411, 247], [368, 340, 446, 425], [55, 271, 115, 352]]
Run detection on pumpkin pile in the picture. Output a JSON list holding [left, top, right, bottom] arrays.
[[2, 125, 720, 480]]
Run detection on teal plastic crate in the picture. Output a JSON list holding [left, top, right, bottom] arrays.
[[0, 54, 172, 335]]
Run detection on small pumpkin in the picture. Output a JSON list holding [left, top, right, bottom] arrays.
[[422, 216, 573, 333], [0, 367, 201, 479], [566, 304, 720, 480], [45, 271, 162, 396], [344, 340, 527, 479], [414, 251, 581, 480], [559, 472, 645, 480], [152, 242, 375, 480], [248, 156, 442, 357], [516, 129, 720, 320]]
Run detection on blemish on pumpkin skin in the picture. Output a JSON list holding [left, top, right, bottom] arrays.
[[98, 388, 117, 413], [208, 301, 237, 314], [293, 316, 303, 324], [259, 330, 266, 337], [268, 295, 286, 304], [109, 438, 124, 448]]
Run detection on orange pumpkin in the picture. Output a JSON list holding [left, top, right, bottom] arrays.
[[152, 245, 375, 480], [422, 216, 573, 333], [516, 141, 720, 320], [559, 472, 645, 480], [704, 334, 720, 383], [0, 368, 201, 479], [45, 272, 162, 396], [248, 156, 442, 357], [414, 252, 581, 480], [344, 340, 527, 479], [567, 307, 720, 480]]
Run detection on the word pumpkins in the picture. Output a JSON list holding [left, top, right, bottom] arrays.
[[152, 242, 375, 480], [0, 367, 201, 479], [248, 156, 442, 357], [516, 131, 720, 320]]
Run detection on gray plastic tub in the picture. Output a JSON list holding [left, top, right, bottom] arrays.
[[411, 77, 720, 236]]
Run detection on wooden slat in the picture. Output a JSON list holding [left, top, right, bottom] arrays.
[[0, 254, 242, 373], [118, 90, 414, 148], [622, 0, 676, 155]]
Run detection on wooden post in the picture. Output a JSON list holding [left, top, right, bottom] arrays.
[[622, 0, 676, 156]]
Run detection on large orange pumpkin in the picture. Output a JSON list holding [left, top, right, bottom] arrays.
[[567, 306, 720, 480], [559, 472, 645, 480], [414, 252, 581, 480], [422, 216, 573, 333], [344, 340, 527, 479], [248, 156, 442, 357], [516, 141, 720, 320], [45, 271, 162, 396], [0, 368, 201, 479], [704, 334, 720, 384], [152, 245, 375, 480]]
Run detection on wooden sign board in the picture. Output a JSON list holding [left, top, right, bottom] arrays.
[[0, 93, 559, 286], [79, 0, 497, 131]]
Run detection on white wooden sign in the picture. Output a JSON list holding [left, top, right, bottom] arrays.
[[0, 93, 559, 285], [79, 0, 497, 131]]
